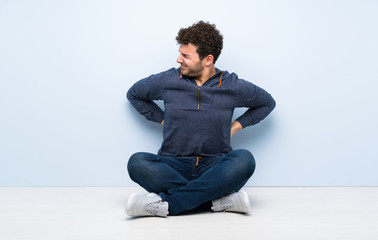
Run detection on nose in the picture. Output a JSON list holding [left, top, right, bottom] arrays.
[[176, 54, 183, 63]]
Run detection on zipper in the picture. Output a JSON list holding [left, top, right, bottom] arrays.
[[195, 72, 223, 109], [197, 86, 201, 109]]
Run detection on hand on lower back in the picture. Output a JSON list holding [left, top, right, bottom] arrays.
[[230, 121, 242, 137]]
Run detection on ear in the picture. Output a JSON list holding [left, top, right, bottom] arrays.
[[203, 54, 214, 67]]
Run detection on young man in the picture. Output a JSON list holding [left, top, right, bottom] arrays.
[[125, 21, 276, 217]]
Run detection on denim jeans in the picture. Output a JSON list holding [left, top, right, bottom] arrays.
[[127, 149, 255, 215]]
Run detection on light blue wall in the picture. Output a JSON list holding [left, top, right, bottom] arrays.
[[1, 0, 377, 186]]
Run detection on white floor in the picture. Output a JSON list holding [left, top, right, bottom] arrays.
[[0, 187, 378, 240]]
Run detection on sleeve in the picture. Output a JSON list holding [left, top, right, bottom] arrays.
[[234, 79, 276, 128], [126, 72, 166, 124]]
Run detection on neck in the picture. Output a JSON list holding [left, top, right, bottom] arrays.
[[195, 66, 216, 86]]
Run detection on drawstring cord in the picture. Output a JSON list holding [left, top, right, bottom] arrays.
[[196, 157, 201, 166], [217, 73, 223, 88]]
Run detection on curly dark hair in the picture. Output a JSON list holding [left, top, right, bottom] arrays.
[[176, 21, 223, 63]]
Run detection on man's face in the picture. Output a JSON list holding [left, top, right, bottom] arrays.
[[176, 43, 204, 79]]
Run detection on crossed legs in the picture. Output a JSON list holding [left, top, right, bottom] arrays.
[[127, 149, 255, 215]]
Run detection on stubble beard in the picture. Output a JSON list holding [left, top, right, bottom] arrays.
[[181, 63, 204, 79]]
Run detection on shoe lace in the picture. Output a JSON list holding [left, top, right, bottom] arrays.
[[219, 198, 233, 211], [145, 200, 163, 215]]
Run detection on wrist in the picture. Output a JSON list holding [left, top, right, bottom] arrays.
[[232, 121, 242, 130]]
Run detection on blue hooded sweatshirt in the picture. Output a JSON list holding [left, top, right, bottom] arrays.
[[127, 67, 276, 157]]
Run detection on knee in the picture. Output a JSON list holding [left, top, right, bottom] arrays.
[[234, 149, 256, 177], [127, 152, 149, 179]]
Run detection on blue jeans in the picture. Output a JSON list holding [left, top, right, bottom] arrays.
[[127, 149, 255, 215]]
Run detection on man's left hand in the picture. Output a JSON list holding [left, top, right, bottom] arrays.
[[230, 121, 242, 137]]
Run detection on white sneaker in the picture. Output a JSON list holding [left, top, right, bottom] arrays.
[[211, 191, 250, 213], [125, 192, 169, 217]]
